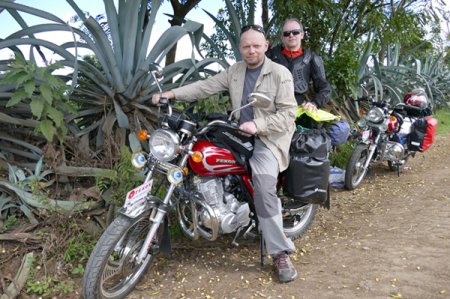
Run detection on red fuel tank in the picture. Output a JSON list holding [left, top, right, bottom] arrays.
[[188, 140, 247, 176]]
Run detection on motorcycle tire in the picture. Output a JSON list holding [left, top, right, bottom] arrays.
[[344, 144, 370, 190], [282, 203, 318, 240], [83, 212, 162, 299]]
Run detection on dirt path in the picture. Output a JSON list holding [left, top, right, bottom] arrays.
[[129, 134, 450, 299]]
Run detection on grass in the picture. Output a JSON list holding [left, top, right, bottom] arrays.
[[330, 142, 354, 169], [434, 108, 450, 135]]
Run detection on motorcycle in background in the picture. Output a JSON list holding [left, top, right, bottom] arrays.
[[344, 89, 437, 190], [82, 67, 327, 299]]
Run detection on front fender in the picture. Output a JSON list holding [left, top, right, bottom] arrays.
[[118, 195, 162, 218]]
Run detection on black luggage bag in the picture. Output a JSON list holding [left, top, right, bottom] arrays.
[[286, 128, 331, 208]]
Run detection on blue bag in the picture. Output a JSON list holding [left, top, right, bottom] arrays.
[[326, 121, 350, 146]]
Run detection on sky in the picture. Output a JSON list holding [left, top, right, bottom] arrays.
[[0, 0, 232, 63]]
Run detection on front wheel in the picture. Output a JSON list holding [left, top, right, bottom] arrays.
[[345, 144, 370, 190], [83, 212, 162, 299], [282, 203, 319, 240]]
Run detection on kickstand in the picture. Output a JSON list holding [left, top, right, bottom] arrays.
[[260, 231, 265, 267]]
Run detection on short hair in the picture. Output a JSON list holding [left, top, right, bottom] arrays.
[[282, 18, 303, 32]]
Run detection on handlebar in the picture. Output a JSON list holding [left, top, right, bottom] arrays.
[[195, 119, 254, 137]]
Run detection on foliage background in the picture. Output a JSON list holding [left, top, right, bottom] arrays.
[[0, 0, 449, 297]]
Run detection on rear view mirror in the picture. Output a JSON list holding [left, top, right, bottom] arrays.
[[228, 92, 272, 121], [248, 92, 271, 108]]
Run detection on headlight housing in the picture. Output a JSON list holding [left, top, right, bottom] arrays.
[[149, 129, 180, 162], [131, 152, 147, 169], [366, 107, 384, 124]]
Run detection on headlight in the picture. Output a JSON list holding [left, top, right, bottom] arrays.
[[131, 152, 147, 169], [149, 129, 180, 162], [366, 107, 384, 124]]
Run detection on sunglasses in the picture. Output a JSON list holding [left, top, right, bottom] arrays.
[[241, 24, 265, 36], [282, 29, 302, 37]]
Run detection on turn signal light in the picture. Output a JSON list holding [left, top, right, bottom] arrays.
[[389, 115, 397, 122], [137, 130, 149, 140], [191, 151, 203, 163]]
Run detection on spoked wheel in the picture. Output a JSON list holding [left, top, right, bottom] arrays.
[[83, 212, 162, 299], [345, 144, 370, 190], [282, 202, 318, 240]]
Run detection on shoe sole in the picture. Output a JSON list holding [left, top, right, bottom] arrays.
[[279, 269, 298, 283]]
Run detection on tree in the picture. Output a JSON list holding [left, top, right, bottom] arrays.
[[268, 0, 447, 102], [165, 0, 202, 67]]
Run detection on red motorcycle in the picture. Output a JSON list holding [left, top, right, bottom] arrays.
[[344, 89, 437, 190], [82, 70, 328, 299]]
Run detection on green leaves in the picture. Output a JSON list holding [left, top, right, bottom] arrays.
[[30, 97, 45, 117], [6, 90, 28, 107], [1, 52, 71, 142]]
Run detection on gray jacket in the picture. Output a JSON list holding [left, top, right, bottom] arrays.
[[172, 58, 297, 171]]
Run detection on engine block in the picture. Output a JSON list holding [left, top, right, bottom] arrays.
[[195, 177, 250, 234]]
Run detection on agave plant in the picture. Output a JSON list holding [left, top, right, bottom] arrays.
[[0, 0, 232, 215], [1, 0, 215, 160], [201, 0, 257, 62], [357, 42, 450, 111]]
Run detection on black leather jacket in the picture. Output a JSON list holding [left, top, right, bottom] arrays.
[[266, 45, 331, 107]]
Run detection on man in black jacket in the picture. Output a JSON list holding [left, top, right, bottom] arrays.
[[266, 18, 331, 111]]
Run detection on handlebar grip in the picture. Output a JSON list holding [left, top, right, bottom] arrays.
[[159, 97, 169, 105]]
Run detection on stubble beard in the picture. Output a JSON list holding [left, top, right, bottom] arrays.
[[245, 56, 264, 69]]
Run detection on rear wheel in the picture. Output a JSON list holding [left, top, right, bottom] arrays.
[[282, 203, 318, 240], [83, 212, 162, 299], [345, 144, 370, 190]]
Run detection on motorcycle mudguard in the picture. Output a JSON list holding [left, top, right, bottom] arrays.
[[118, 194, 160, 218], [159, 217, 172, 256]]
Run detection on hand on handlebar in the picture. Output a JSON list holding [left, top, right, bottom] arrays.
[[239, 121, 257, 136], [151, 91, 174, 105]]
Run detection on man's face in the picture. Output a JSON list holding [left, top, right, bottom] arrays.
[[281, 21, 304, 50], [239, 29, 268, 69]]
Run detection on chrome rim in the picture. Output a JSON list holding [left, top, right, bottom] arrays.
[[99, 218, 153, 298]]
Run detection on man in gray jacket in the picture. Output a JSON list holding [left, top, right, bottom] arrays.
[[152, 24, 298, 283]]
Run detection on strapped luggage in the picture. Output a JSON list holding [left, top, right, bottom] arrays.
[[326, 120, 350, 146], [421, 117, 438, 152], [408, 117, 438, 152], [286, 128, 331, 207]]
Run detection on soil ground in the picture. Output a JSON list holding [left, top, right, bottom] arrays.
[[2, 134, 449, 299], [129, 133, 450, 299]]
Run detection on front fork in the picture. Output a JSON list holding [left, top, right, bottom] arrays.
[[362, 133, 381, 170], [135, 145, 193, 264]]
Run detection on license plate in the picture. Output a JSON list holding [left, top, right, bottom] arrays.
[[125, 180, 153, 204], [362, 130, 370, 141]]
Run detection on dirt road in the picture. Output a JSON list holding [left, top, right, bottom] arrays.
[[130, 134, 450, 299]]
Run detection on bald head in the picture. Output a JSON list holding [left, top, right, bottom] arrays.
[[239, 29, 268, 69]]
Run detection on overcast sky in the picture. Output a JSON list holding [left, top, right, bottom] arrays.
[[0, 0, 224, 62]]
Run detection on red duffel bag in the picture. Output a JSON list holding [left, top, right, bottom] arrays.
[[421, 117, 438, 152]]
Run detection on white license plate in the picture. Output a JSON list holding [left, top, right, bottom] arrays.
[[125, 180, 153, 204], [362, 130, 370, 141]]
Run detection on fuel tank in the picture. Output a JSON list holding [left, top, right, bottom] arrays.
[[188, 140, 247, 176]]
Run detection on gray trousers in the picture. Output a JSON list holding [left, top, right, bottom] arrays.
[[249, 139, 296, 256]]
